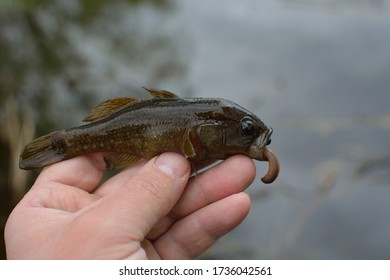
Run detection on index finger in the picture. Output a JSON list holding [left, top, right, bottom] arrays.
[[172, 155, 256, 217]]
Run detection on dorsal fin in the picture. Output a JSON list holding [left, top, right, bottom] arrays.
[[142, 87, 179, 98], [83, 97, 138, 122]]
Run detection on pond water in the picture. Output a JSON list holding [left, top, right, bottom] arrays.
[[174, 0, 390, 259], [1, 0, 390, 259]]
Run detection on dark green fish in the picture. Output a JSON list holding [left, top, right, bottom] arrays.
[[19, 88, 279, 183]]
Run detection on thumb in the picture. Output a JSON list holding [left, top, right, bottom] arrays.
[[82, 152, 190, 240]]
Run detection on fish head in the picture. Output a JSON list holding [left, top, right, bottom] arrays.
[[192, 100, 273, 161], [220, 115, 273, 161]]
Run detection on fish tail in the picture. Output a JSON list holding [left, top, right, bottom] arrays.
[[19, 131, 66, 170]]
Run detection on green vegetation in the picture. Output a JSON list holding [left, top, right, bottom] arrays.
[[0, 0, 186, 259]]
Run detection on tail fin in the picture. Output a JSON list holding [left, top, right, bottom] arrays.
[[19, 131, 66, 170]]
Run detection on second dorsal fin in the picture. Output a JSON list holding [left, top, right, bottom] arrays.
[[143, 87, 179, 98], [83, 97, 138, 122]]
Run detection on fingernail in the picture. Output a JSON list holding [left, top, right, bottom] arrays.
[[154, 152, 189, 179]]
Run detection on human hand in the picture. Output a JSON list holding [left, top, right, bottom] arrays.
[[5, 152, 255, 259]]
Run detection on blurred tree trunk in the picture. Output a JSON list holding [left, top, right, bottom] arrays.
[[1, 96, 35, 202]]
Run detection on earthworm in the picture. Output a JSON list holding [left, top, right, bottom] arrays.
[[261, 147, 280, 184]]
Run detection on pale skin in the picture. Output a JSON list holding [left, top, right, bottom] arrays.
[[5, 152, 255, 259]]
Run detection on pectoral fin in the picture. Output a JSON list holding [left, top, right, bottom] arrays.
[[143, 87, 179, 98], [185, 122, 224, 161], [103, 153, 141, 170], [83, 97, 138, 122], [183, 126, 206, 161]]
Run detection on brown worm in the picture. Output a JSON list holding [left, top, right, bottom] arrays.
[[261, 147, 280, 184]]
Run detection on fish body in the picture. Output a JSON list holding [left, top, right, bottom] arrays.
[[20, 88, 279, 183]]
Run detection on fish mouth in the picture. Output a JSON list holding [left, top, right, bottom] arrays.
[[248, 126, 273, 161]]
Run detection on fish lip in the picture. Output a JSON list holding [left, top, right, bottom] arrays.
[[262, 126, 273, 146], [248, 126, 273, 161]]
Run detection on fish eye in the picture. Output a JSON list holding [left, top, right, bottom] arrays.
[[240, 117, 256, 136]]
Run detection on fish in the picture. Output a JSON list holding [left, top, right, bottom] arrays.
[[19, 88, 280, 183]]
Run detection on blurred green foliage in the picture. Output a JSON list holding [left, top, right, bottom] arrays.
[[0, 0, 186, 259]]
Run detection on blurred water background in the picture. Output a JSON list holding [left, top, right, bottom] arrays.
[[1, 0, 390, 259]]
